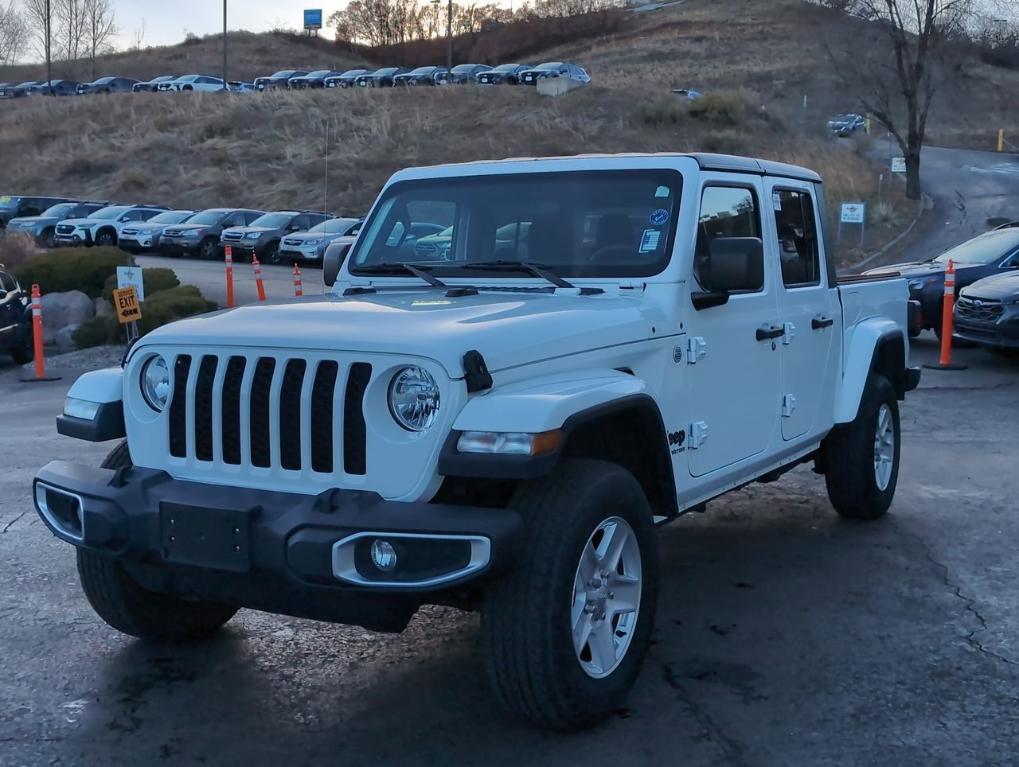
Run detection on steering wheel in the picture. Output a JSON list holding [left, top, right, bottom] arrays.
[[588, 244, 635, 264]]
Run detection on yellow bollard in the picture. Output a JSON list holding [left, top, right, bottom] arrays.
[[999, 128, 1005, 153]]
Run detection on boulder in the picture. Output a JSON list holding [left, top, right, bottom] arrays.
[[54, 323, 81, 352], [41, 290, 94, 343], [94, 297, 114, 318]]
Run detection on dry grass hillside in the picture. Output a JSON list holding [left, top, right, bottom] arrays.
[[2, 0, 1017, 262]]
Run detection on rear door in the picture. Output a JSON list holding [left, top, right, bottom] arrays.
[[764, 179, 841, 441], [684, 177, 782, 477]]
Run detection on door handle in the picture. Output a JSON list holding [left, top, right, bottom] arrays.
[[756, 324, 785, 341], [811, 315, 834, 330]]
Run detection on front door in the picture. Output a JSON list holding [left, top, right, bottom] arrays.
[[685, 178, 781, 478], [765, 181, 840, 441]]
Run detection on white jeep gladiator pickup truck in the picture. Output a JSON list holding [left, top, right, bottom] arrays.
[[34, 153, 919, 730]]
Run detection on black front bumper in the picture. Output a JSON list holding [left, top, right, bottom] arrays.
[[34, 461, 523, 631], [954, 315, 1019, 349]]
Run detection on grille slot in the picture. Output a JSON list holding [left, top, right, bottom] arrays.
[[344, 363, 372, 475], [194, 356, 218, 461], [221, 356, 246, 465], [279, 359, 307, 470], [169, 355, 192, 458], [956, 296, 1004, 322], [311, 361, 338, 473], [249, 358, 276, 468]]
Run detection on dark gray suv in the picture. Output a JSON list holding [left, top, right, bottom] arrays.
[[219, 211, 332, 263]]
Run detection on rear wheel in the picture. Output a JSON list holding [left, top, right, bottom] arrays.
[[482, 459, 658, 730], [76, 441, 238, 643], [10, 321, 33, 364], [823, 374, 900, 520]]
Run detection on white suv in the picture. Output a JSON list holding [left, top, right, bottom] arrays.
[[53, 205, 168, 247], [34, 153, 919, 730]]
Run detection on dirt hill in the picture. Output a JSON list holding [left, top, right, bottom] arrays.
[[1, 0, 1017, 263]]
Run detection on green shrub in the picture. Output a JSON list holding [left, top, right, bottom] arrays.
[[13, 248, 134, 298], [73, 284, 217, 348], [687, 92, 746, 127], [102, 267, 180, 303]]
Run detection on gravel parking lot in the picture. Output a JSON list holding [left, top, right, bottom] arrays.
[[1, 336, 1017, 766]]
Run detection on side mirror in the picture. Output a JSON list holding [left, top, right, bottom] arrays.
[[692, 237, 764, 310], [323, 242, 352, 287]]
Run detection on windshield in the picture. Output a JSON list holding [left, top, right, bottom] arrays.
[[93, 77, 114, 85], [148, 210, 192, 224], [311, 219, 356, 234], [341, 69, 365, 77], [452, 65, 479, 74], [933, 230, 1019, 265], [493, 64, 522, 72], [271, 71, 295, 78], [536, 62, 564, 71], [376, 68, 398, 76], [187, 210, 226, 226], [41, 203, 76, 217], [0, 196, 21, 210], [89, 206, 127, 220], [250, 213, 293, 228], [409, 67, 434, 75], [349, 170, 683, 279], [308, 70, 331, 77]]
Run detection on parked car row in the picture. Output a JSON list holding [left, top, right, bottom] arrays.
[[865, 222, 1019, 354], [0, 60, 591, 101], [0, 195, 364, 265]]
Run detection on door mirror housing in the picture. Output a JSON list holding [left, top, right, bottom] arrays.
[[701, 237, 764, 293], [323, 242, 352, 287]]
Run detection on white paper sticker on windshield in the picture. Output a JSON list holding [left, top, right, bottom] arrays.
[[773, 192, 783, 211], [639, 228, 661, 253]]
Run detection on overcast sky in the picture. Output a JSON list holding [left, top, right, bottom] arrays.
[[117, 2, 344, 47]]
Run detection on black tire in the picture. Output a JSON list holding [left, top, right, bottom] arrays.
[[41, 228, 56, 249], [75, 441, 238, 643], [823, 374, 900, 520], [265, 240, 280, 265], [198, 236, 218, 261], [95, 229, 116, 247], [9, 322, 33, 364], [482, 458, 659, 730], [990, 347, 1019, 359]]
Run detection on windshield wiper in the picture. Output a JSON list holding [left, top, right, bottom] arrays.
[[459, 260, 575, 289], [356, 262, 447, 288]]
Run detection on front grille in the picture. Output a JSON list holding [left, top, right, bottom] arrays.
[[122, 228, 138, 236], [164, 228, 182, 237], [56, 224, 75, 235], [283, 238, 301, 246], [167, 352, 371, 476], [223, 232, 243, 241], [956, 296, 1004, 323]]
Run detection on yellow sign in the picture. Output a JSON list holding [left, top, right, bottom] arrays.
[[113, 287, 142, 324]]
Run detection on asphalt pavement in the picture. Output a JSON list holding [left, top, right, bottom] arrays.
[[874, 144, 1019, 267], [1, 338, 1018, 767]]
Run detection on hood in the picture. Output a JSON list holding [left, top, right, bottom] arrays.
[[58, 217, 99, 227], [163, 224, 207, 235], [7, 216, 53, 227], [961, 272, 1019, 300], [224, 226, 273, 236], [123, 222, 166, 234], [283, 231, 342, 243], [137, 289, 663, 377]]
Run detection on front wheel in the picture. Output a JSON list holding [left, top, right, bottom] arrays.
[[482, 459, 658, 730], [823, 374, 900, 520], [198, 237, 218, 261], [76, 441, 238, 643], [95, 230, 116, 247]]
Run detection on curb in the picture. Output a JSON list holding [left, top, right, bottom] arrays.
[[848, 193, 932, 273]]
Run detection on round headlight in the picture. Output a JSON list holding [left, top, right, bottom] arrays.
[[388, 366, 440, 432], [140, 355, 170, 412]]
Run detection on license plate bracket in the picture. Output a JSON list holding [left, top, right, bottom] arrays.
[[159, 502, 256, 572]]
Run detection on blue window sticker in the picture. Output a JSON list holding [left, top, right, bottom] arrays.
[[649, 208, 670, 226], [639, 228, 662, 253]]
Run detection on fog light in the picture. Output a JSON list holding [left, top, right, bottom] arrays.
[[370, 539, 398, 572]]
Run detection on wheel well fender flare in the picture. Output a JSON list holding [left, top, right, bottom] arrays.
[[834, 318, 906, 424]]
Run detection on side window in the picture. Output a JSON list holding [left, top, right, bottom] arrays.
[[773, 189, 821, 288], [290, 215, 309, 231], [1000, 249, 1019, 268], [0, 270, 15, 292], [695, 186, 762, 291]]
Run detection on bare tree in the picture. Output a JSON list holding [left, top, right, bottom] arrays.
[[54, 0, 87, 68], [83, 0, 116, 79], [829, 0, 973, 200], [0, 0, 27, 65]]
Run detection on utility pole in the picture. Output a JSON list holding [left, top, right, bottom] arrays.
[[446, 0, 453, 70], [45, 0, 52, 95], [222, 0, 228, 90]]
